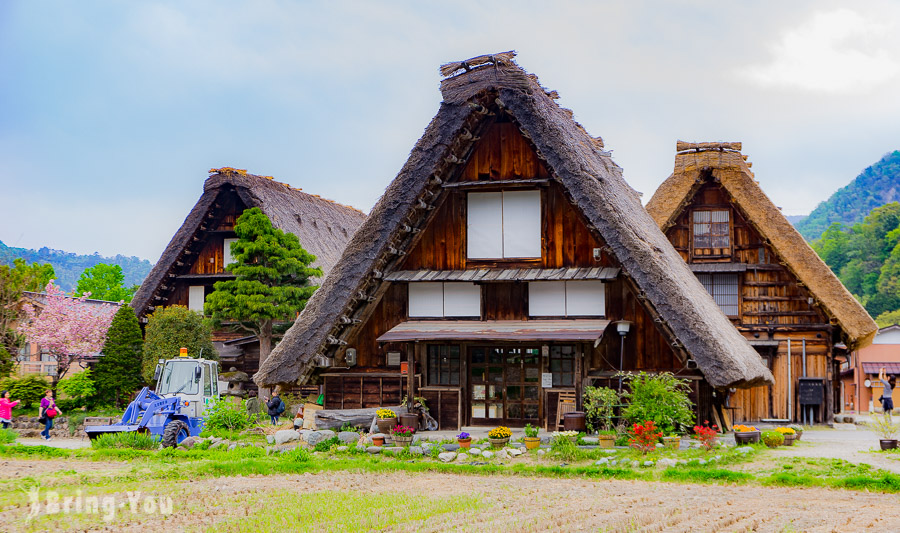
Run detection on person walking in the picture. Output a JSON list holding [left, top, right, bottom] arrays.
[[0, 390, 20, 429], [879, 367, 895, 417], [266, 390, 285, 425], [39, 389, 61, 441]]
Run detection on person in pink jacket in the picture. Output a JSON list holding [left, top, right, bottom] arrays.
[[0, 390, 20, 429]]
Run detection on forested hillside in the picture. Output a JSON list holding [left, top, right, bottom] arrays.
[[813, 203, 900, 326], [0, 240, 151, 291], [797, 150, 900, 240]]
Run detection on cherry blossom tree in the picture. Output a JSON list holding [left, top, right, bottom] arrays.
[[18, 282, 117, 380]]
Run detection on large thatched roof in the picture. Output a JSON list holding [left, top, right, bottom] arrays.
[[255, 53, 773, 389], [646, 142, 877, 350], [132, 169, 366, 317]]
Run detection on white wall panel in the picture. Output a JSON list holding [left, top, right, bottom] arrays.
[[223, 238, 238, 268], [408, 282, 445, 317], [467, 192, 503, 259], [565, 281, 605, 316], [443, 283, 481, 317], [528, 281, 566, 317], [188, 286, 206, 313], [502, 190, 541, 258]]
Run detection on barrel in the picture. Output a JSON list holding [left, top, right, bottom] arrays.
[[563, 411, 587, 432], [399, 413, 419, 431]]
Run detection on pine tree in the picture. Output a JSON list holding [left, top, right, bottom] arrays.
[[204, 207, 321, 371], [94, 306, 145, 407]]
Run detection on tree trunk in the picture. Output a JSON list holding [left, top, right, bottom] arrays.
[[257, 320, 273, 397]]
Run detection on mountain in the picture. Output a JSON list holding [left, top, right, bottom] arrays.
[[0, 240, 152, 292], [795, 150, 900, 240], [785, 215, 807, 225]]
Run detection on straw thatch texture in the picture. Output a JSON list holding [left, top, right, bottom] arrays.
[[131, 170, 366, 317], [255, 57, 773, 389], [646, 145, 877, 350]]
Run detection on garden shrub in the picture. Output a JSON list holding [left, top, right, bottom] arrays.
[[90, 431, 157, 450], [550, 434, 579, 462], [314, 436, 341, 452], [56, 369, 97, 411], [0, 427, 17, 444], [583, 386, 619, 433], [621, 372, 694, 435], [205, 398, 249, 432], [284, 447, 312, 462], [0, 374, 50, 408]]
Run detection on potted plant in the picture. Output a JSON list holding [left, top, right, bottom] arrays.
[[789, 424, 804, 441], [523, 424, 541, 450], [391, 424, 415, 447], [376, 408, 397, 434], [693, 423, 718, 451], [597, 430, 617, 449], [662, 434, 681, 450], [871, 414, 899, 450], [733, 424, 761, 445], [488, 426, 512, 448], [761, 430, 784, 448], [457, 431, 472, 449], [371, 434, 385, 446], [775, 427, 796, 446]]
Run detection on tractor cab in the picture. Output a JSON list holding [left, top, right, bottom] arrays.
[[153, 351, 219, 418]]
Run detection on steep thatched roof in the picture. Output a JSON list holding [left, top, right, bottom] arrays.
[[646, 142, 877, 350], [255, 53, 773, 389], [132, 169, 366, 317]]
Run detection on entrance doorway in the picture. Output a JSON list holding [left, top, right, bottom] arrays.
[[469, 346, 541, 426]]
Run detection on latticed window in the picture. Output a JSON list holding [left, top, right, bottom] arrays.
[[427, 345, 460, 386], [550, 345, 576, 387], [697, 273, 740, 316], [693, 210, 730, 250]]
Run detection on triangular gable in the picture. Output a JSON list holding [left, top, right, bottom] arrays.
[[131, 169, 365, 318], [646, 142, 877, 350], [255, 53, 772, 389]]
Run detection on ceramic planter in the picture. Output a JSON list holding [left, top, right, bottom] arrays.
[[880, 439, 898, 451], [372, 436, 385, 446], [376, 417, 397, 434], [458, 438, 472, 449], [489, 437, 510, 448], [734, 431, 760, 445], [597, 434, 616, 449], [524, 436, 541, 450]]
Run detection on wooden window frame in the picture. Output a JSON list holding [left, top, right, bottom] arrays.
[[427, 345, 461, 386], [549, 345, 576, 387], [696, 273, 740, 317], [692, 209, 732, 258], [466, 190, 542, 261]]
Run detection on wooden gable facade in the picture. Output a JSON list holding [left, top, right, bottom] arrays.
[[647, 143, 878, 424], [131, 169, 366, 381]]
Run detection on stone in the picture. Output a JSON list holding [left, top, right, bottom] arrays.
[[227, 443, 237, 452], [655, 443, 664, 448], [495, 449, 510, 459], [507, 448, 523, 457], [338, 431, 360, 444], [595, 458, 609, 465], [468, 447, 482, 456], [299, 429, 316, 442], [180, 436, 197, 449], [422, 443, 433, 453], [643, 461, 654, 467], [209, 441, 224, 450], [307, 430, 336, 447], [609, 459, 617, 466], [713, 455, 722, 462], [698, 459, 707, 465], [631, 461, 639, 468], [412, 435, 422, 444], [581, 437, 599, 444], [355, 445, 367, 453], [366, 446, 382, 454], [482, 450, 494, 459], [455, 452, 469, 462], [442, 443, 460, 452], [601, 449, 617, 455], [336, 446, 349, 452], [383, 447, 403, 455], [266, 435, 275, 445], [536, 449, 545, 456], [438, 452, 458, 462], [409, 446, 424, 456], [275, 430, 300, 446], [657, 458, 677, 467]]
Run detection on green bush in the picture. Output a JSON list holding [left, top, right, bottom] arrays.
[[90, 431, 157, 450], [0, 428, 17, 444], [284, 447, 312, 462], [314, 436, 340, 452], [583, 386, 620, 432], [56, 369, 96, 410], [549, 435, 579, 462], [0, 374, 51, 408], [204, 398, 249, 432], [621, 372, 694, 435], [761, 430, 784, 447]]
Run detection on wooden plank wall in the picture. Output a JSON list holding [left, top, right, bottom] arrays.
[[343, 283, 408, 369], [460, 121, 551, 182], [323, 374, 410, 409], [419, 389, 461, 430]]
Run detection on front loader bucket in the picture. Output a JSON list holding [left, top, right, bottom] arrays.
[[84, 425, 141, 441]]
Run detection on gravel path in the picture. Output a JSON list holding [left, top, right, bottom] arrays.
[[775, 427, 900, 473]]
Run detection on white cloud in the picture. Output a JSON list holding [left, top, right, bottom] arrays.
[[738, 8, 900, 93]]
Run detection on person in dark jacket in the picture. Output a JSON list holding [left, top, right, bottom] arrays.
[[267, 391, 285, 425], [879, 367, 895, 417]]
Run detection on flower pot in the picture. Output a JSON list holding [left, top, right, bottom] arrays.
[[880, 439, 898, 451], [392, 435, 414, 447], [372, 436, 385, 447], [524, 436, 541, 450], [489, 437, 510, 448], [734, 431, 759, 445], [458, 438, 472, 449], [597, 434, 616, 449], [376, 417, 397, 434], [662, 436, 680, 450], [399, 413, 418, 431], [782, 434, 795, 446]]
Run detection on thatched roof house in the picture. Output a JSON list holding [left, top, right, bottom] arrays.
[[255, 53, 772, 391], [132, 168, 366, 321], [646, 142, 877, 351]]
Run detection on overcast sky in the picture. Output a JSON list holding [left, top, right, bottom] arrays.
[[2, 1, 899, 261]]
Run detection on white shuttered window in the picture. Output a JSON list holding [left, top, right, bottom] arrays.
[[696, 273, 739, 316], [188, 286, 206, 313], [467, 191, 541, 259], [409, 282, 481, 318], [528, 281, 606, 317], [223, 238, 238, 268]]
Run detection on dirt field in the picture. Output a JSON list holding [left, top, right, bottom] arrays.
[[3, 459, 900, 532]]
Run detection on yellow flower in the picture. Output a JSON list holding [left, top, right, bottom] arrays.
[[488, 426, 512, 439], [376, 408, 397, 419]]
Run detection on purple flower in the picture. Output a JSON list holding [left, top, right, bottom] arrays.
[[457, 432, 470, 440]]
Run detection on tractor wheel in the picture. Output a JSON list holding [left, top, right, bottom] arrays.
[[161, 420, 189, 448]]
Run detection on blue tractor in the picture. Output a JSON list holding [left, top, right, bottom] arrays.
[[86, 350, 220, 447]]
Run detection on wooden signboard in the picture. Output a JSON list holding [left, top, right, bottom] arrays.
[[302, 403, 324, 430]]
